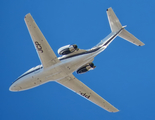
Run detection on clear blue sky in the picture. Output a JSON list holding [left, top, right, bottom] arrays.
[[1, 0, 155, 120]]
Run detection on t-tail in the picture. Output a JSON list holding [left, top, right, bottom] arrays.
[[106, 7, 145, 46]]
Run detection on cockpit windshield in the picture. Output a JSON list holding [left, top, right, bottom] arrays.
[[23, 65, 43, 75], [15, 65, 43, 81]]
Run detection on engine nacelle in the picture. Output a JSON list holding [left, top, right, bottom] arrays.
[[77, 63, 96, 74], [58, 44, 78, 55]]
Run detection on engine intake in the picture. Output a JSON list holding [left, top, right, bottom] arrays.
[[77, 63, 96, 74], [58, 44, 78, 55]]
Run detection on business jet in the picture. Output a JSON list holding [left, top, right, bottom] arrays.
[[9, 7, 144, 112]]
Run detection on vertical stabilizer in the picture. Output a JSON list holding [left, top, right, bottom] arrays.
[[107, 7, 122, 32]]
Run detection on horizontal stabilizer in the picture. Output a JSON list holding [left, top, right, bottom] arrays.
[[119, 29, 145, 46]]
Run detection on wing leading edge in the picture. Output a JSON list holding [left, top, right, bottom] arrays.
[[24, 13, 60, 68], [56, 74, 119, 112]]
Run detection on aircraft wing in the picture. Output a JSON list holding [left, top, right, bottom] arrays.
[[24, 13, 60, 68], [56, 74, 119, 112]]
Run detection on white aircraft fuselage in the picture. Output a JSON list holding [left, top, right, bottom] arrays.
[[10, 42, 107, 91], [10, 28, 123, 92]]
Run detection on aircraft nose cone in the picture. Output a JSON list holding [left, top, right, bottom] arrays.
[[9, 84, 21, 92]]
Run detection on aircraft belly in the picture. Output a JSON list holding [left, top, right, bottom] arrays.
[[44, 54, 94, 81], [59, 53, 95, 74], [11, 53, 96, 92]]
